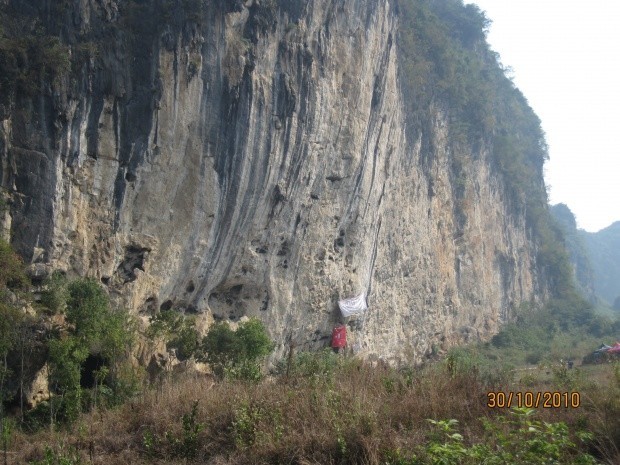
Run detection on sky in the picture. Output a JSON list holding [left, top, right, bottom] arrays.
[[469, 0, 620, 233]]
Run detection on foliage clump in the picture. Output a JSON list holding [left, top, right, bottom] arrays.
[[386, 409, 598, 465], [148, 309, 201, 361], [0, 239, 33, 437], [143, 400, 206, 460], [3, 253, 139, 431], [0, 239, 29, 291], [0, 14, 70, 103], [396, 0, 494, 138], [201, 318, 273, 381], [36, 278, 137, 426]]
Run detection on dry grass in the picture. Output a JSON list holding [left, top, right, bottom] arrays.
[[9, 357, 620, 464]]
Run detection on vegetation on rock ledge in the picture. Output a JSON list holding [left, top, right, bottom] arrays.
[[0, 239, 138, 434]]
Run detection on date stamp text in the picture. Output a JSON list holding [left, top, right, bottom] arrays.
[[487, 391, 580, 409]]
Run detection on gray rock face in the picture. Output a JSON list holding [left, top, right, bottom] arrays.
[[1, 0, 544, 364]]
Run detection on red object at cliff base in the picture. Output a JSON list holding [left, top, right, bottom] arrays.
[[331, 325, 347, 348]]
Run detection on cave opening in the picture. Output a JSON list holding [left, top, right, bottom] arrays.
[[80, 354, 107, 389]]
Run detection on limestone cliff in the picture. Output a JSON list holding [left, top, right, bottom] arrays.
[[0, 0, 551, 363]]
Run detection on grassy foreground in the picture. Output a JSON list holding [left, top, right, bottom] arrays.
[[10, 350, 620, 465]]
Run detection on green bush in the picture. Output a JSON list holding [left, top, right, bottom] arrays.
[[200, 322, 236, 370], [525, 352, 542, 365], [234, 318, 273, 362], [142, 400, 205, 460], [165, 400, 205, 459], [41, 278, 135, 424], [148, 309, 200, 361], [65, 279, 133, 361], [275, 348, 342, 380], [385, 408, 599, 464], [40, 272, 69, 314], [201, 318, 273, 380], [0, 239, 28, 291], [66, 279, 111, 345], [47, 336, 88, 424], [28, 444, 82, 465], [174, 323, 201, 361]]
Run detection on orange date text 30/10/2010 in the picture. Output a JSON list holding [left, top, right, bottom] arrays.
[[487, 391, 581, 409]]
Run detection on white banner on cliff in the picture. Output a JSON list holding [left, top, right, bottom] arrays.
[[338, 293, 368, 318]]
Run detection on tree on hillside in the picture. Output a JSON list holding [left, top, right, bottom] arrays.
[[0, 239, 30, 446], [613, 296, 620, 312]]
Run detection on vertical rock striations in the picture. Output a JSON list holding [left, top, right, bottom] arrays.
[[1, 0, 549, 363]]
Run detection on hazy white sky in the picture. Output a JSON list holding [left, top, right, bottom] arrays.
[[470, 0, 620, 233]]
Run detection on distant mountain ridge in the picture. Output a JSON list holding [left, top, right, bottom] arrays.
[[550, 204, 596, 302], [551, 204, 620, 306], [581, 221, 620, 306]]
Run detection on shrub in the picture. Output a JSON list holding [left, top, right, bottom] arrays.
[[394, 408, 599, 465], [42, 278, 135, 423], [275, 348, 342, 380], [28, 445, 82, 465], [0, 239, 28, 291], [201, 318, 273, 380], [525, 352, 542, 365], [200, 322, 237, 370], [148, 309, 200, 361], [66, 279, 110, 346], [47, 336, 88, 424], [39, 271, 69, 314], [65, 279, 133, 362], [142, 400, 205, 460], [234, 318, 273, 362], [0, 31, 70, 100], [166, 400, 205, 459]]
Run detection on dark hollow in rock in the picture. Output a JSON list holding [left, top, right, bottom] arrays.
[[141, 296, 158, 315], [116, 245, 151, 283], [208, 282, 269, 321], [277, 240, 289, 256], [273, 185, 286, 203], [81, 354, 106, 389]]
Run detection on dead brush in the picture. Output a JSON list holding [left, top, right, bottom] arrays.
[[12, 357, 615, 465]]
